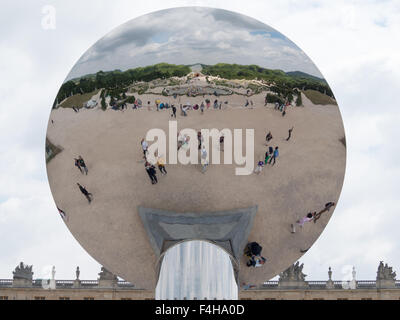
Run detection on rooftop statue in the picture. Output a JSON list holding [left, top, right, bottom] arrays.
[[377, 261, 396, 280], [12, 262, 33, 280], [279, 261, 307, 282], [98, 267, 118, 281], [76, 266, 80, 280]]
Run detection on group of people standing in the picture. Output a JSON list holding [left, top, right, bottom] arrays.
[[254, 146, 280, 175], [263, 96, 292, 117], [254, 126, 295, 175], [178, 98, 227, 117], [273, 101, 289, 117], [244, 242, 267, 268], [141, 131, 214, 183], [141, 138, 168, 185]]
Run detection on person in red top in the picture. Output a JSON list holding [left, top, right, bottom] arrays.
[[57, 207, 67, 220], [74, 158, 83, 174]]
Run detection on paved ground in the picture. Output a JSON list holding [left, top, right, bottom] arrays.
[[46, 92, 346, 289]]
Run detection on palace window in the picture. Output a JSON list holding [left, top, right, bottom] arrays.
[[34, 296, 45, 300], [83, 297, 94, 300], [59, 297, 70, 300]]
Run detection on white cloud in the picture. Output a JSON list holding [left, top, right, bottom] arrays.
[[65, 7, 322, 80]]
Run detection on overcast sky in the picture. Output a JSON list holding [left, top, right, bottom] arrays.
[[66, 7, 322, 80], [1, 0, 400, 282]]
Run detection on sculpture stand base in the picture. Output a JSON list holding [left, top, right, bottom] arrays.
[[138, 206, 258, 283]]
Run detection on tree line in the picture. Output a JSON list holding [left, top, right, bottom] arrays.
[[54, 62, 334, 108], [54, 63, 191, 107], [202, 63, 334, 98]]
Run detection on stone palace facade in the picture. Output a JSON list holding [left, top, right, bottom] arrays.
[[0, 261, 399, 300]]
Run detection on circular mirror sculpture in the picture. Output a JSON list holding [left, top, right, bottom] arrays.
[[46, 7, 346, 290]]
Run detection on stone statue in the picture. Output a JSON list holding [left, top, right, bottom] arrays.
[[279, 261, 306, 282], [13, 262, 33, 280], [98, 267, 118, 281], [76, 266, 80, 280], [73, 266, 81, 288], [349, 266, 357, 289], [98, 266, 118, 288], [326, 266, 334, 289], [377, 261, 396, 280], [51, 266, 56, 280], [376, 261, 396, 289]]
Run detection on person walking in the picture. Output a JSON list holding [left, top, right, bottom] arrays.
[[200, 102, 205, 114], [157, 156, 167, 175], [171, 105, 177, 118], [291, 212, 316, 233], [286, 127, 294, 141], [314, 202, 335, 223], [213, 99, 218, 109], [201, 159, 209, 173], [219, 134, 224, 151], [74, 158, 83, 174], [268, 146, 279, 165], [265, 131, 273, 144], [78, 156, 88, 175], [201, 146, 208, 173], [145, 162, 158, 184], [197, 131, 203, 150], [182, 105, 188, 116], [141, 139, 148, 157], [149, 163, 158, 184], [77, 183, 93, 204]]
